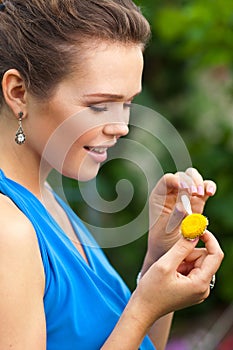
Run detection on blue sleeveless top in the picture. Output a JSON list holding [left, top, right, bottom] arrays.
[[0, 170, 155, 350]]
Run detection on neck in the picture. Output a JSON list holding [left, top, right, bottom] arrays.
[[0, 141, 52, 199], [0, 110, 53, 199]]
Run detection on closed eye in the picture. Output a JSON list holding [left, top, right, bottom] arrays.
[[88, 102, 132, 113], [123, 103, 132, 109], [88, 105, 108, 113]]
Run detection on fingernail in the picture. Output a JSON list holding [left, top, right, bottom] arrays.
[[197, 185, 204, 196], [191, 185, 197, 193], [183, 236, 199, 243], [180, 181, 189, 189], [207, 186, 215, 195]]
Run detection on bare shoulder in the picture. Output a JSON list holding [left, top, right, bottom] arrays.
[[0, 192, 45, 286], [0, 194, 46, 348], [0, 193, 44, 275], [0, 193, 38, 241]]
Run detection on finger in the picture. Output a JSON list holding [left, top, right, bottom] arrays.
[[184, 247, 208, 263], [198, 231, 224, 275], [159, 236, 199, 270], [185, 168, 205, 196], [176, 171, 196, 193], [203, 180, 217, 197], [158, 171, 197, 195], [178, 248, 208, 275], [152, 173, 179, 196], [177, 168, 206, 197], [184, 169, 217, 199]]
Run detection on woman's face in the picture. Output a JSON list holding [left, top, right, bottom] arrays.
[[26, 43, 144, 181]]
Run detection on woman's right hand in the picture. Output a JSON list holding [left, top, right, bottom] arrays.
[[102, 231, 223, 350], [132, 230, 224, 327]]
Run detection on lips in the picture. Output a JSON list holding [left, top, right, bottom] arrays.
[[84, 146, 108, 154], [83, 145, 109, 163]]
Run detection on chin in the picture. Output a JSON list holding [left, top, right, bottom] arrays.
[[62, 165, 100, 182]]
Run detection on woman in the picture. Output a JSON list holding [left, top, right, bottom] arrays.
[[0, 1, 223, 349]]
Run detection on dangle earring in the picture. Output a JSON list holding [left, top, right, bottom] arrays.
[[0, 2, 6, 12], [15, 112, 26, 145]]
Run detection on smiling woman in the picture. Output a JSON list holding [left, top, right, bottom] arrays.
[[19, 43, 143, 181], [0, 1, 224, 350]]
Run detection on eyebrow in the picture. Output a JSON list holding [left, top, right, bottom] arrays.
[[83, 92, 141, 100]]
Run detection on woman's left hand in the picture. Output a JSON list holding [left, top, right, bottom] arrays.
[[142, 168, 216, 273]]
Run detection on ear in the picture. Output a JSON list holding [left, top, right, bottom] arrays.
[[2, 69, 28, 117]]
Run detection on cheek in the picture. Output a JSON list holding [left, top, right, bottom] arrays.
[[61, 143, 100, 181], [41, 127, 97, 168], [75, 127, 101, 146], [27, 119, 58, 155]]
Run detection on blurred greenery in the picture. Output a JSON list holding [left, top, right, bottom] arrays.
[[134, 0, 233, 306], [63, 0, 233, 336]]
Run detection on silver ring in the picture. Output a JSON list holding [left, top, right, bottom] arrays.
[[210, 274, 216, 289]]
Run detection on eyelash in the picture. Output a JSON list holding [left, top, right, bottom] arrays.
[[89, 103, 132, 113], [89, 105, 108, 112]]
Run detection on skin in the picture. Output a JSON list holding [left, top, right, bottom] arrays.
[[0, 42, 224, 349], [1, 43, 141, 187]]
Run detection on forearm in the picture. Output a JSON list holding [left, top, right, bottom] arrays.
[[101, 291, 156, 350], [148, 313, 174, 350], [139, 254, 174, 350], [101, 288, 173, 350]]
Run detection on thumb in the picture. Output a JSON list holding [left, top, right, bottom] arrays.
[[159, 236, 199, 270]]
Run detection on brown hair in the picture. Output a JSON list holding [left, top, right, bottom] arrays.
[[0, 0, 151, 103]]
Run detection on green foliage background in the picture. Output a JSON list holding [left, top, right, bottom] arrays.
[[133, 0, 233, 304], [63, 0, 233, 337]]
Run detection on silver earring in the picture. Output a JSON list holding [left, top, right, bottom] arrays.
[[15, 112, 26, 145]]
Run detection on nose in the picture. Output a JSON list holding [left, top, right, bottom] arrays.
[[103, 122, 129, 138]]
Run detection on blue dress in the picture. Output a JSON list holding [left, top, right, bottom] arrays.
[[0, 170, 155, 350]]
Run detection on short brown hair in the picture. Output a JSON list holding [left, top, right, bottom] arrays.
[[0, 0, 151, 103]]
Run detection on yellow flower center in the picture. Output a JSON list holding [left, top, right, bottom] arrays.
[[181, 213, 208, 239]]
